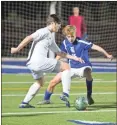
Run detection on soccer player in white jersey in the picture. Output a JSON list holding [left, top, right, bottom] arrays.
[[11, 15, 84, 108], [37, 25, 113, 105]]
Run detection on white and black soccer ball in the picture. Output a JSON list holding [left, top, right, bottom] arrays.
[[74, 96, 88, 111]]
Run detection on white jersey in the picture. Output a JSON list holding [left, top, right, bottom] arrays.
[[27, 27, 61, 65]]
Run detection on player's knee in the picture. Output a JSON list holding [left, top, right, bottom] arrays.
[[64, 63, 70, 70], [84, 68, 92, 80], [60, 62, 70, 71], [36, 78, 44, 87], [36, 81, 43, 87], [84, 68, 91, 74]]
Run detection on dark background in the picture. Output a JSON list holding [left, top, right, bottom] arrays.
[[1, 1, 117, 57]]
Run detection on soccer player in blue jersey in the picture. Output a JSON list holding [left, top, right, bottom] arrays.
[[37, 25, 113, 106]]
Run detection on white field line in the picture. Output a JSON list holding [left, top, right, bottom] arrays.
[[2, 80, 116, 84], [2, 110, 116, 117], [2, 92, 116, 97]]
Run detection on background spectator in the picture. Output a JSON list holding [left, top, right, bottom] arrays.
[[68, 7, 87, 39]]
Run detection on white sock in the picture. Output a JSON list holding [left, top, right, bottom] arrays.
[[61, 70, 71, 96], [23, 82, 40, 103]]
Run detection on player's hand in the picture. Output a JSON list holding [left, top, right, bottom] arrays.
[[74, 57, 85, 63], [78, 57, 85, 63], [106, 54, 114, 60], [11, 47, 19, 54]]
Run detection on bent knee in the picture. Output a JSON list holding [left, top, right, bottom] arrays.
[[60, 62, 70, 71], [84, 68, 92, 78], [84, 68, 91, 74], [36, 78, 44, 87]]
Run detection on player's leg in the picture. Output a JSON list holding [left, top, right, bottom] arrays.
[[37, 58, 71, 98], [37, 68, 77, 105], [46, 68, 77, 101], [19, 72, 44, 108], [58, 61, 71, 107], [73, 66, 94, 105], [37, 72, 62, 104], [35, 58, 71, 107], [44, 72, 62, 98], [84, 68, 94, 105]]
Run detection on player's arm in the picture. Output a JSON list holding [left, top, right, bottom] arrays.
[[55, 41, 66, 61], [11, 29, 43, 54], [91, 44, 113, 60], [55, 41, 84, 63], [56, 53, 83, 63], [11, 35, 33, 54], [50, 41, 84, 63], [56, 51, 84, 63]]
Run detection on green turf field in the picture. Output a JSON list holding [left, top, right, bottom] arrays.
[[2, 73, 116, 125]]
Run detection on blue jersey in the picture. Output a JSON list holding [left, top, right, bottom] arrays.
[[60, 37, 93, 68]]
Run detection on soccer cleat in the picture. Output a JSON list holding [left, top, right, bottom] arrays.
[[87, 96, 94, 105], [60, 95, 70, 108], [37, 100, 51, 105], [19, 103, 35, 108]]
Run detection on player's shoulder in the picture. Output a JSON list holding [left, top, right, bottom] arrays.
[[61, 39, 66, 45], [77, 38, 92, 45], [36, 27, 49, 32], [36, 27, 50, 36], [62, 38, 70, 44], [60, 39, 69, 46]]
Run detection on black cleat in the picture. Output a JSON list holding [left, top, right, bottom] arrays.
[[87, 96, 94, 105], [19, 103, 35, 108]]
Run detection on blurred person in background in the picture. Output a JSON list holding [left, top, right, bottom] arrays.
[[68, 7, 87, 39]]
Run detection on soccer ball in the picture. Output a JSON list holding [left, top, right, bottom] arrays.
[[74, 96, 88, 111]]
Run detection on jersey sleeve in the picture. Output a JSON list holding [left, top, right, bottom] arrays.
[[79, 40, 93, 50], [31, 28, 47, 41], [84, 40, 93, 50], [60, 41, 67, 53]]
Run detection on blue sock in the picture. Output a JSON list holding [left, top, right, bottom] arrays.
[[63, 92, 69, 97], [44, 90, 53, 100], [86, 79, 93, 97], [22, 102, 28, 104]]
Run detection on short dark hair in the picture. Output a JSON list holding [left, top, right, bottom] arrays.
[[46, 14, 61, 25]]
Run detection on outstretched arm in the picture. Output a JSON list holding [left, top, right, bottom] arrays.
[[91, 44, 113, 60], [11, 35, 33, 54], [56, 51, 84, 63], [49, 39, 84, 63]]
